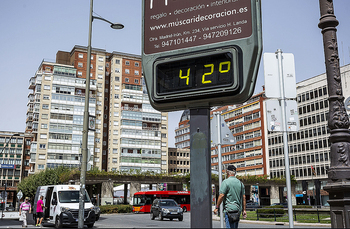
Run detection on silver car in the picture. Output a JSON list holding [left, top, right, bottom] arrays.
[[150, 199, 183, 221]]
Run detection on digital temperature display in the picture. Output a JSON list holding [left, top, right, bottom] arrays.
[[156, 52, 235, 96]]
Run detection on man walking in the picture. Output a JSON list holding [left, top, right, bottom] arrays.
[[19, 197, 31, 228], [214, 165, 246, 228], [36, 195, 46, 227]]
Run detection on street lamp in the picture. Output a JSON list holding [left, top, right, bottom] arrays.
[[78, 0, 123, 228], [1, 133, 20, 220]]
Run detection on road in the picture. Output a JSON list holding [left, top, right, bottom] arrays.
[[0, 212, 329, 228]]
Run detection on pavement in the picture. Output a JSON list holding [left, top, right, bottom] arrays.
[[212, 214, 331, 227], [0, 212, 331, 228]]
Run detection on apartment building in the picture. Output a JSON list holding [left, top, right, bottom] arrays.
[[168, 147, 190, 173], [266, 64, 350, 206], [0, 131, 31, 209], [211, 93, 267, 177], [174, 110, 190, 149], [25, 46, 168, 174]]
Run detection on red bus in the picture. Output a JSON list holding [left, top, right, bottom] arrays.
[[133, 191, 190, 213]]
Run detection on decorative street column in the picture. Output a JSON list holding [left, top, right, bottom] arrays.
[[318, 0, 350, 228]]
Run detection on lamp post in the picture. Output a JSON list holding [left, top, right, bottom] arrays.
[[78, 0, 123, 228], [318, 0, 350, 227], [1, 133, 19, 220]]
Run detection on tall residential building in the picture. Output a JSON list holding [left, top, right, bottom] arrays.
[[211, 93, 267, 177], [25, 46, 168, 174], [266, 63, 350, 206], [175, 110, 190, 149], [0, 131, 32, 209]]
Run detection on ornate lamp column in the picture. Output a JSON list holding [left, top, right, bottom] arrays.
[[318, 0, 350, 228]]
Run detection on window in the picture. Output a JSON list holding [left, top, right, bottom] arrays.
[[42, 114, 48, 119], [125, 69, 130, 74], [112, 158, 118, 163], [98, 74, 103, 79], [135, 79, 139, 84], [135, 62, 139, 67], [41, 124, 48, 129], [42, 104, 49, 109], [78, 53, 84, 58], [98, 56, 104, 62], [125, 61, 130, 65], [125, 78, 129, 82], [115, 68, 120, 73], [135, 70, 139, 75], [44, 85, 50, 90], [39, 144, 46, 149], [78, 62, 83, 67], [38, 164, 45, 170], [38, 154, 46, 160], [113, 149, 118, 154], [115, 76, 120, 82], [77, 71, 83, 76], [98, 66, 103, 71], [116, 59, 120, 64]]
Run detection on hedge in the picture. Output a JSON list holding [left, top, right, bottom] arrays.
[[258, 205, 285, 218], [100, 205, 133, 214]]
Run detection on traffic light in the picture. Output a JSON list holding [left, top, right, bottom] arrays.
[[142, 0, 262, 111]]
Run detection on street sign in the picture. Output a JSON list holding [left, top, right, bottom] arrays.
[[142, 0, 262, 111], [265, 99, 299, 132], [17, 191, 23, 200], [210, 114, 236, 145], [264, 52, 297, 99]]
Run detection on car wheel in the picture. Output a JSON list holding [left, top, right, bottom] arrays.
[[150, 211, 155, 220], [179, 216, 183, 221], [158, 211, 163, 221], [170, 218, 173, 221], [55, 216, 62, 228], [183, 207, 187, 212], [87, 223, 94, 228]]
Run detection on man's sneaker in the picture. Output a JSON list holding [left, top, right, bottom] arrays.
[[36, 224, 38, 227]]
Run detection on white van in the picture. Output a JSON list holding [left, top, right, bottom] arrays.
[[33, 185, 96, 228]]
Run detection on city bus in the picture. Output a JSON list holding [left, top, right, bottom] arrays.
[[133, 191, 190, 213]]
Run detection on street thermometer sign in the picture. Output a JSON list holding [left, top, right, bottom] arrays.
[[142, 0, 262, 111]]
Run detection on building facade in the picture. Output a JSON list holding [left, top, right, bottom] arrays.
[[175, 110, 190, 149], [0, 131, 31, 209], [25, 46, 168, 174], [211, 93, 267, 177], [168, 147, 190, 174]]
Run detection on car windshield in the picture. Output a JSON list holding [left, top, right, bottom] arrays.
[[159, 200, 177, 206], [58, 191, 90, 203]]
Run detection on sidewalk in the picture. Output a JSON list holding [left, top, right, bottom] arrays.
[[212, 214, 331, 227], [0, 213, 36, 228]]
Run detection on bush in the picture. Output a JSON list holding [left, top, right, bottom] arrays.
[[100, 205, 133, 214], [258, 206, 285, 218]]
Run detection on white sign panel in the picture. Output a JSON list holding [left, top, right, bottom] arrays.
[[265, 99, 299, 132], [264, 52, 297, 99], [210, 114, 236, 145]]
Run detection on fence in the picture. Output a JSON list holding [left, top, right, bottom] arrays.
[[250, 207, 331, 224]]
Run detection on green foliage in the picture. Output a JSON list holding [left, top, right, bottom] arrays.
[[236, 174, 297, 185], [17, 166, 75, 200], [258, 205, 285, 218], [99, 205, 132, 214]]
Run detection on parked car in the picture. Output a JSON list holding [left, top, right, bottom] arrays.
[[246, 202, 261, 210], [150, 199, 183, 221], [271, 202, 288, 208]]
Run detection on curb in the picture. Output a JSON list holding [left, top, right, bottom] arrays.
[[212, 215, 331, 227]]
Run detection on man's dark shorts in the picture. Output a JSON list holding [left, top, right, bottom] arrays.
[[37, 212, 44, 218]]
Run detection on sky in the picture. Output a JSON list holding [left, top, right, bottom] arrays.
[[1, 1, 350, 147]]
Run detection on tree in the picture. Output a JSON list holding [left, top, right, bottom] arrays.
[[17, 166, 75, 199]]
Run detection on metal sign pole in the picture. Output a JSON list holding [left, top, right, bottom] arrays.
[[276, 49, 294, 228], [215, 112, 225, 228], [190, 108, 212, 228]]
